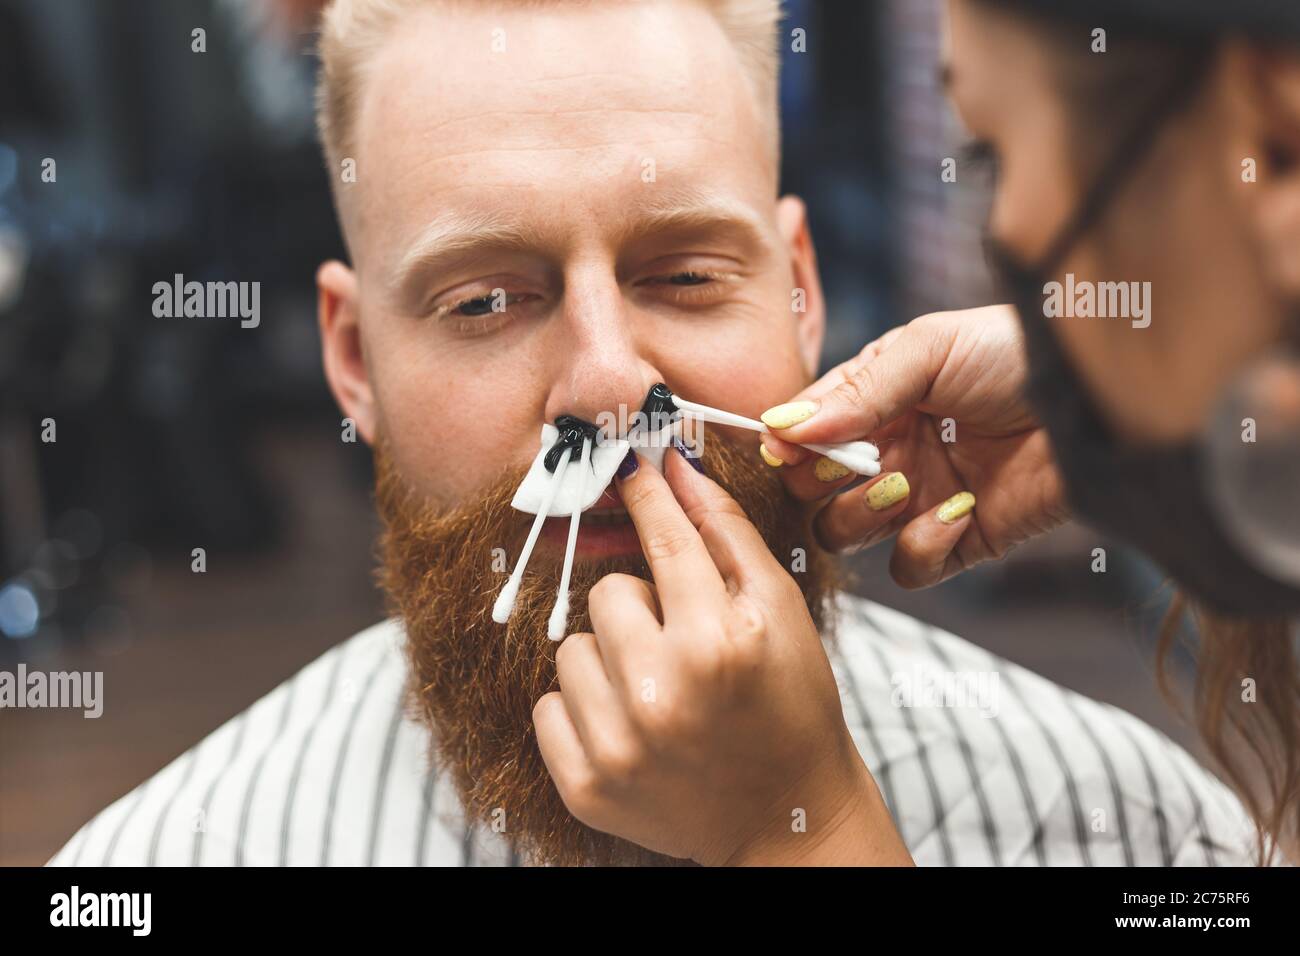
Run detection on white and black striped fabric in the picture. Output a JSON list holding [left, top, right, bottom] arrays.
[[48, 594, 1257, 867]]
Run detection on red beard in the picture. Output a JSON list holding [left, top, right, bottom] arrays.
[[376, 433, 838, 865]]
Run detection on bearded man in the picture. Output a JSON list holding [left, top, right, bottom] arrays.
[[51, 0, 1254, 867]]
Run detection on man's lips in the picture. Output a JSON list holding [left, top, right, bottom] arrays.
[[537, 483, 641, 558]]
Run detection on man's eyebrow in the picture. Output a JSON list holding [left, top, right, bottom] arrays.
[[618, 191, 769, 252], [387, 212, 539, 304], [387, 193, 768, 305]]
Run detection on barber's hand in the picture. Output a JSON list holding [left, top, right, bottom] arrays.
[[759, 306, 1069, 588], [532, 446, 911, 866]]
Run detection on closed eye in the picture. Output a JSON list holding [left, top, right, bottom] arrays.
[[658, 271, 715, 286], [636, 270, 736, 307]]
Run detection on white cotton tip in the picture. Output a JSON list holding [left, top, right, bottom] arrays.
[[492, 575, 521, 624], [673, 392, 879, 475], [494, 452, 570, 626], [547, 597, 569, 642], [809, 441, 881, 476]]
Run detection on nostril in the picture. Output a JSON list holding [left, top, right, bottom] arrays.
[[542, 385, 681, 472]]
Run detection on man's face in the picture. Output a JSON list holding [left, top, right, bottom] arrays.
[[317, 0, 833, 865], [320, 0, 824, 525]]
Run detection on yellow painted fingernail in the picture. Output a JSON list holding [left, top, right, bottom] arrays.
[[866, 472, 910, 511], [760, 400, 819, 430], [936, 491, 976, 524], [759, 443, 784, 468], [814, 457, 852, 482]]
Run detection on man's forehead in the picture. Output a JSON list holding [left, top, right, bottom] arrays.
[[359, 1, 754, 133], [349, 1, 773, 257]]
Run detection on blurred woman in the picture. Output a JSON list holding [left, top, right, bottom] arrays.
[[765, 0, 1300, 861]]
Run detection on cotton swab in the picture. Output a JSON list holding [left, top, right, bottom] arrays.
[[670, 395, 881, 476], [493, 451, 572, 624], [547, 436, 592, 641]]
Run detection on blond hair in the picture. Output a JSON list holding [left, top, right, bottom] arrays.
[[315, 0, 781, 217]]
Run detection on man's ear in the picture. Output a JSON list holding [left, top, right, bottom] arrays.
[[317, 260, 377, 445], [775, 195, 826, 379], [1240, 44, 1300, 295]]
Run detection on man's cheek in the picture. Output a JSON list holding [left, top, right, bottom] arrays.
[[382, 415, 532, 504], [675, 317, 808, 411]]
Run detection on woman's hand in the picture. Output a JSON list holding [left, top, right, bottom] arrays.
[[758, 306, 1069, 588], [533, 445, 911, 866]]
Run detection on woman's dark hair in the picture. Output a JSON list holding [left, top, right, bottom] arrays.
[[1161, 600, 1299, 864]]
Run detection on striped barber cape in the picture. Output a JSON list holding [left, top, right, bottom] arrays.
[[48, 593, 1257, 867]]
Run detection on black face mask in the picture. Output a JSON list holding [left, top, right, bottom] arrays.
[[986, 58, 1300, 617]]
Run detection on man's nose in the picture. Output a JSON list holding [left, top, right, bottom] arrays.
[[542, 273, 663, 434]]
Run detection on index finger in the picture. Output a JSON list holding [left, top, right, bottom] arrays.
[[755, 327, 907, 467], [762, 318, 943, 445], [614, 450, 729, 625], [660, 442, 790, 597]]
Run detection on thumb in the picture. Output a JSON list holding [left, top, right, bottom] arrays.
[[760, 318, 951, 444]]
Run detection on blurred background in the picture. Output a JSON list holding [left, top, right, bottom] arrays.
[[0, 0, 1197, 865]]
